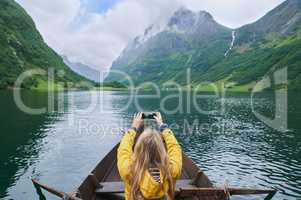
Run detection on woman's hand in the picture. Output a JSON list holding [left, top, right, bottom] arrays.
[[154, 112, 163, 126], [131, 112, 143, 129]]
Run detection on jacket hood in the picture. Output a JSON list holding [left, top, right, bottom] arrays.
[[139, 170, 168, 199]]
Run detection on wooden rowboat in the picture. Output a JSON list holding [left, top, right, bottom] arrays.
[[32, 143, 276, 200]]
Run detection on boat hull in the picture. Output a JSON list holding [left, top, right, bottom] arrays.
[[76, 144, 219, 200]]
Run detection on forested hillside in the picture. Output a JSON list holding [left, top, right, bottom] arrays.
[[0, 0, 89, 89]]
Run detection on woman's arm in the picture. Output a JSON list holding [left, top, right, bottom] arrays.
[[154, 112, 182, 178], [162, 128, 182, 179], [117, 112, 143, 180], [117, 128, 136, 179]]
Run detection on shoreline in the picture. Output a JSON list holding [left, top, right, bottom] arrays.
[[3, 82, 291, 93], [3, 87, 290, 93]]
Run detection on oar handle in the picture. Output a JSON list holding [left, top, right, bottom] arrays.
[[178, 187, 277, 198], [32, 179, 83, 200]]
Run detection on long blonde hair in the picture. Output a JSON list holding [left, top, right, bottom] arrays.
[[129, 128, 174, 200]]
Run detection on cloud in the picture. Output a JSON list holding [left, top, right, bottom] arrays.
[[16, 0, 285, 74]]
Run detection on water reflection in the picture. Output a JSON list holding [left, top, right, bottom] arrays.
[[0, 91, 62, 198]]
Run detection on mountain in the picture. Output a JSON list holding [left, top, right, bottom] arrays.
[[63, 56, 101, 82], [106, 0, 301, 91], [105, 8, 232, 85], [237, 0, 301, 44], [206, 0, 301, 89], [0, 0, 89, 89]]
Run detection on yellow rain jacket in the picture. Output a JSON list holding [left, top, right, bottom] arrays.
[[117, 128, 182, 200]]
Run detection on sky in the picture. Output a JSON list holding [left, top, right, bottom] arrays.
[[16, 0, 285, 73]]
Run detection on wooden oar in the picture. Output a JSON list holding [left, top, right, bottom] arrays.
[[32, 178, 276, 200], [178, 187, 276, 200], [32, 179, 83, 200]]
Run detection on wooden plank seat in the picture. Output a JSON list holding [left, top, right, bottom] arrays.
[[95, 179, 196, 194]]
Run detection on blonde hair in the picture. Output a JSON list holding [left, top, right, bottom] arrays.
[[129, 128, 174, 200]]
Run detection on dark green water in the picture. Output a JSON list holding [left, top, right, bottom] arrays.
[[0, 90, 300, 200]]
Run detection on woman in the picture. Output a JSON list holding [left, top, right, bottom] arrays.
[[117, 112, 182, 200]]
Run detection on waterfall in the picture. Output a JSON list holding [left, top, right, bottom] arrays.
[[224, 30, 236, 57]]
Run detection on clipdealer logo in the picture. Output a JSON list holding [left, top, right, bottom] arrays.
[[251, 67, 288, 132]]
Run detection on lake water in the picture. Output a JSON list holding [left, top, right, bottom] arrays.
[[0, 90, 300, 200]]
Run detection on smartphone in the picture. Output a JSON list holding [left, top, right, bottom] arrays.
[[142, 112, 156, 119]]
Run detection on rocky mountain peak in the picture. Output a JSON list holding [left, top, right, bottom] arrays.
[[198, 10, 214, 20], [166, 7, 228, 39], [111, 7, 230, 70], [167, 8, 215, 30], [172, 7, 194, 17]]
